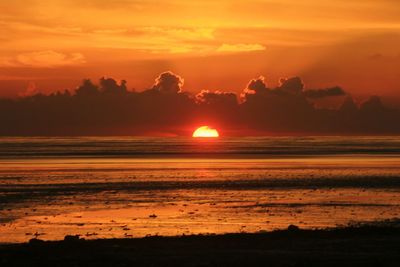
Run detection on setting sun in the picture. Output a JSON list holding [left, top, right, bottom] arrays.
[[192, 126, 219, 138]]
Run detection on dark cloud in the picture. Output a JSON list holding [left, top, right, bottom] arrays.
[[278, 77, 304, 95], [303, 86, 346, 99], [244, 76, 269, 95], [75, 79, 99, 97], [240, 76, 314, 132], [196, 90, 237, 106], [339, 96, 358, 113], [152, 71, 184, 94], [360, 95, 386, 113], [196, 90, 240, 127], [99, 77, 128, 94], [0, 72, 399, 136]]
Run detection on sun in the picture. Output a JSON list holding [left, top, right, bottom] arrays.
[[192, 126, 219, 138]]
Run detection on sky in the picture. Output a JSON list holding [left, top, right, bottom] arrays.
[[0, 0, 400, 102]]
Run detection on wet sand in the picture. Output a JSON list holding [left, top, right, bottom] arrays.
[[1, 137, 400, 266], [2, 136, 400, 256], [2, 156, 400, 243], [1, 222, 400, 267]]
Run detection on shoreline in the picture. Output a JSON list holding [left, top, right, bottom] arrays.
[[2, 223, 400, 266]]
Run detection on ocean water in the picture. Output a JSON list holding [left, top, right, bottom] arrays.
[[1, 136, 400, 243]]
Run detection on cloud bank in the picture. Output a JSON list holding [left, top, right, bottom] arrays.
[[0, 71, 399, 136], [1, 51, 85, 68], [217, 43, 266, 53]]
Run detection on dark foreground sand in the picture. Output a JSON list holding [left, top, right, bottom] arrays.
[[1, 224, 400, 267]]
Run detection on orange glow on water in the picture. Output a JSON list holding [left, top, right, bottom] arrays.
[[192, 126, 219, 138]]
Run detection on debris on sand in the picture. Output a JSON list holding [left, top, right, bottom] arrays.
[[64, 235, 84, 243], [287, 224, 300, 231]]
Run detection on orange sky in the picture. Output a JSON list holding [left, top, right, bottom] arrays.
[[0, 0, 399, 101]]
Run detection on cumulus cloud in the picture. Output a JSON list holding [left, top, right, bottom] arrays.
[[360, 95, 386, 113], [340, 96, 358, 113], [152, 71, 184, 94], [217, 43, 266, 53], [100, 77, 127, 94], [195, 90, 240, 127], [244, 76, 269, 95], [18, 82, 40, 97], [196, 90, 237, 106], [278, 77, 304, 95], [11, 51, 86, 67], [0, 71, 399, 136], [303, 86, 346, 98], [75, 79, 99, 97], [241, 76, 306, 102]]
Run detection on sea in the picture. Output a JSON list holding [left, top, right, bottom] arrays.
[[1, 136, 400, 243]]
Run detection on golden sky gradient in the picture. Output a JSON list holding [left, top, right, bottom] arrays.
[[0, 0, 399, 100]]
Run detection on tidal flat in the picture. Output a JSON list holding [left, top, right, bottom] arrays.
[[1, 137, 400, 243]]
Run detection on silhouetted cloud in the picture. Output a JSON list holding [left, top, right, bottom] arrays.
[[18, 82, 40, 97], [360, 95, 386, 113], [195, 90, 240, 127], [244, 76, 269, 95], [152, 71, 184, 94], [303, 86, 346, 99], [100, 78, 128, 94], [339, 96, 358, 113], [278, 77, 304, 95], [0, 71, 399, 136], [240, 76, 315, 132], [75, 79, 99, 97], [196, 90, 237, 106]]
